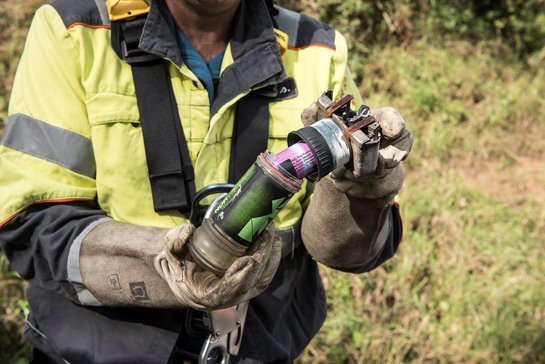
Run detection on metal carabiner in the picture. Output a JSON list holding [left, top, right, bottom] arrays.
[[198, 301, 249, 364]]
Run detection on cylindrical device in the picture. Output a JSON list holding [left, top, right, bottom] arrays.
[[189, 118, 354, 275], [189, 153, 304, 275]]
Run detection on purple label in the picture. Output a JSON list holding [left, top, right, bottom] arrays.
[[272, 142, 316, 179]]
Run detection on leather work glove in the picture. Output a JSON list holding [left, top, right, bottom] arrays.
[[154, 223, 281, 310], [330, 106, 413, 205], [300, 101, 413, 272], [79, 220, 281, 310], [302, 103, 413, 204]]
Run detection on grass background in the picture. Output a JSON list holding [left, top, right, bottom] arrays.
[[1, 1, 544, 363]]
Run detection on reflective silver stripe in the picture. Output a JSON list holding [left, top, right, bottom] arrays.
[[94, 0, 111, 26], [67, 217, 112, 306], [274, 7, 300, 48], [1, 114, 96, 177]]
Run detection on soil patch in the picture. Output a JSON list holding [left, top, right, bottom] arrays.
[[457, 154, 545, 207]]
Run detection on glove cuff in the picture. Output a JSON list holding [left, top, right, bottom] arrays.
[[302, 178, 393, 271], [79, 220, 183, 308]]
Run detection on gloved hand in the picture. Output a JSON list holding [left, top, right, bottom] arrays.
[[154, 223, 281, 310], [300, 101, 412, 272], [302, 104, 413, 204], [79, 220, 281, 310], [330, 106, 413, 204]]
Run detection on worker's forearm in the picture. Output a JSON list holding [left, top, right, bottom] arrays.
[[78, 220, 183, 308], [302, 177, 393, 272], [0, 202, 107, 303]]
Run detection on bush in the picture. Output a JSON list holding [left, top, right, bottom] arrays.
[[278, 0, 545, 58]]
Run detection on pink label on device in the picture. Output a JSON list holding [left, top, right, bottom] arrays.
[[272, 142, 316, 179]]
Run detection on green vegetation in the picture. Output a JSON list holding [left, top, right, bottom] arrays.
[[298, 37, 545, 362], [1, 1, 544, 363]]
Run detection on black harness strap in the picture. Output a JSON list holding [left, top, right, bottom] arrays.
[[229, 93, 270, 183], [132, 60, 196, 213], [113, 18, 196, 214]]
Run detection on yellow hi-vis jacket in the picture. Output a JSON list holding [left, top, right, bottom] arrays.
[[0, 0, 362, 230], [0, 0, 367, 362]]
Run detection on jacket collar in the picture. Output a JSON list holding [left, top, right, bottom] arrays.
[[138, 0, 183, 65], [137, 0, 289, 115]]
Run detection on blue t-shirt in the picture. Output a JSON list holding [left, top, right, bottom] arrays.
[[176, 30, 224, 105]]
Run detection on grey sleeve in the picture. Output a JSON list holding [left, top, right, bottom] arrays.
[[0, 201, 109, 304]]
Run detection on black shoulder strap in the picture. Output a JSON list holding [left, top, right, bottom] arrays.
[[228, 1, 277, 182], [229, 93, 270, 183], [132, 60, 196, 212], [112, 18, 195, 215]]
